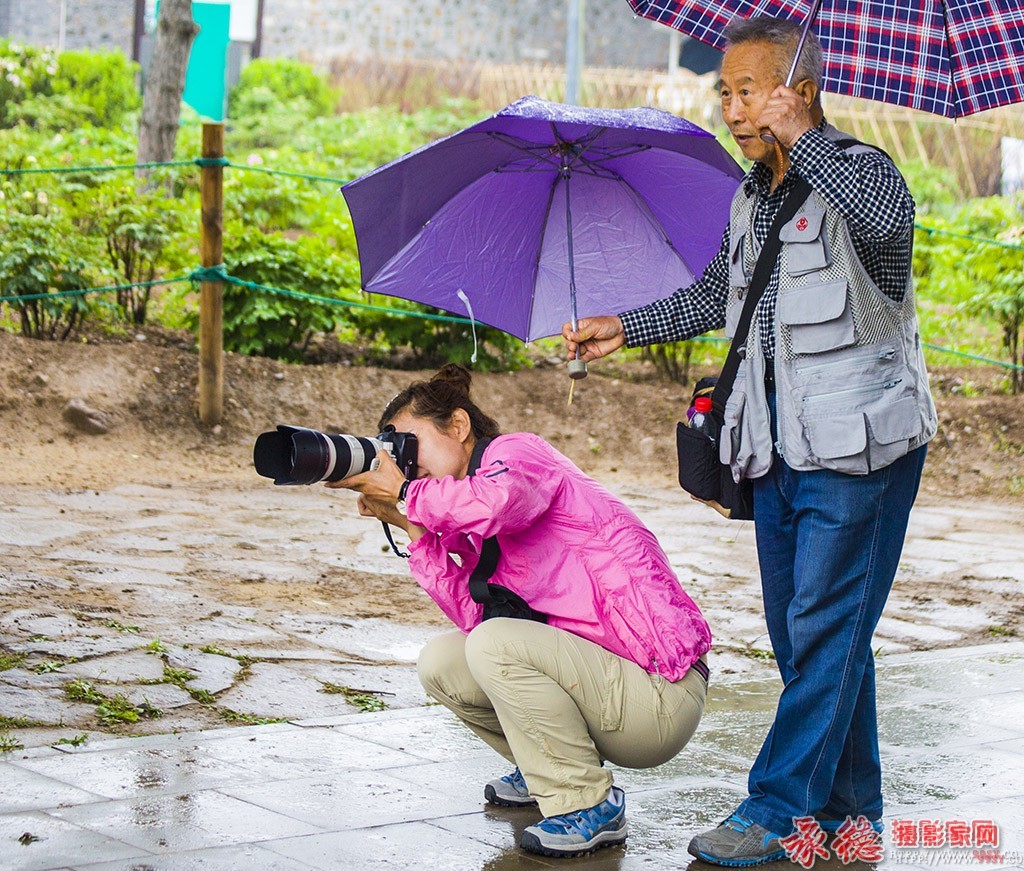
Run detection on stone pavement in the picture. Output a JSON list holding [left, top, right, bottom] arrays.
[[2, 641, 1022, 871]]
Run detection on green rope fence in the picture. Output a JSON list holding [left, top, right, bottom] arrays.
[[2, 155, 1023, 371], [3, 269, 1021, 371]]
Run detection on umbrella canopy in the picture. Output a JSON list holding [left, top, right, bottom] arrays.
[[628, 0, 1024, 118], [341, 96, 743, 343]]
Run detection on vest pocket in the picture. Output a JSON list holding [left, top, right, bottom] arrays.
[[780, 206, 829, 275], [801, 387, 924, 474], [778, 280, 855, 354], [804, 412, 869, 474]]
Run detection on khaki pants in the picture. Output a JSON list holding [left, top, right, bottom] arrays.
[[417, 618, 707, 817]]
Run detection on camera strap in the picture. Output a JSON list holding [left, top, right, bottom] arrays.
[[382, 521, 410, 559]]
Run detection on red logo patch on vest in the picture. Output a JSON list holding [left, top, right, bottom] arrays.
[[796, 217, 809, 232]]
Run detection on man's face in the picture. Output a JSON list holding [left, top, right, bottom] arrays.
[[719, 41, 785, 165]]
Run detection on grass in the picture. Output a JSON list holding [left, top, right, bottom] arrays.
[[0, 732, 25, 753], [33, 659, 65, 674], [319, 682, 390, 712], [218, 708, 287, 726], [988, 625, 1016, 637], [64, 678, 162, 728], [0, 715, 46, 729], [144, 639, 168, 654], [0, 650, 27, 671], [52, 733, 89, 748], [103, 620, 140, 633]]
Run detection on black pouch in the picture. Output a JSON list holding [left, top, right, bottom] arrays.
[[676, 378, 754, 521]]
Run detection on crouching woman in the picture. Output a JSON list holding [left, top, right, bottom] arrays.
[[330, 364, 710, 859]]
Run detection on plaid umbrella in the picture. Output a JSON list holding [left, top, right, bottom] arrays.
[[629, 0, 1024, 118]]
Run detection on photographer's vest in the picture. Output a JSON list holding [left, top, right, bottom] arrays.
[[721, 125, 937, 479]]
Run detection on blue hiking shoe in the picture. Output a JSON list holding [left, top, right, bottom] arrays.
[[484, 767, 537, 808], [520, 785, 627, 858], [687, 812, 786, 867]]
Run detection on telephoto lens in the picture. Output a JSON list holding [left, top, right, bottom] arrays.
[[253, 425, 382, 485]]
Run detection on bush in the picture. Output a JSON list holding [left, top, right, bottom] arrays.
[[51, 49, 140, 128], [174, 224, 361, 360], [0, 39, 57, 127], [0, 211, 111, 340], [228, 58, 335, 121]]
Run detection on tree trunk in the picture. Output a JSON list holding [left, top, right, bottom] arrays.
[[137, 0, 198, 170]]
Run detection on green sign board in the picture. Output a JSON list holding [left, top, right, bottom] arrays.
[[182, 2, 231, 121]]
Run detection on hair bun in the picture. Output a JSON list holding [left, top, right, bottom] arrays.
[[431, 363, 472, 395]]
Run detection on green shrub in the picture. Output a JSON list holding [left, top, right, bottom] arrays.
[[175, 224, 361, 360], [0, 39, 57, 127], [51, 49, 140, 128], [0, 211, 111, 340], [228, 58, 335, 121]]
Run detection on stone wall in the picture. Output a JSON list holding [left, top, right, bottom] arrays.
[[1, 0, 134, 54], [2, 0, 672, 70]]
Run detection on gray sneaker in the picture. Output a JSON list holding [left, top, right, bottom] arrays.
[[688, 812, 786, 866], [484, 767, 537, 807]]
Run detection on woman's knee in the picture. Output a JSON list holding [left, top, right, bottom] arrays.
[[417, 631, 467, 699], [464, 619, 522, 687]]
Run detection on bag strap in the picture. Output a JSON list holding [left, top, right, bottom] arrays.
[[711, 175, 812, 411], [709, 135, 890, 411], [465, 438, 500, 604]]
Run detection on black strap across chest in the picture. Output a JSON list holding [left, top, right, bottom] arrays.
[[466, 437, 547, 623]]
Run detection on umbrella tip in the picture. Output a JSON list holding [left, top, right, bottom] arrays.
[[568, 359, 588, 380]]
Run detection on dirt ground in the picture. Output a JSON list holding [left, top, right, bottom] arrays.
[[2, 326, 1023, 497], [1, 327, 1022, 740]]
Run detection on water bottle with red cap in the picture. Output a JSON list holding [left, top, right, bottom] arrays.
[[688, 395, 714, 433]]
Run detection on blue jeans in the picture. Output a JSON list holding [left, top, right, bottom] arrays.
[[736, 407, 927, 837]]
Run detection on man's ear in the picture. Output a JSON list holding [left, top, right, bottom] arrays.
[[794, 77, 820, 109], [450, 408, 473, 443]]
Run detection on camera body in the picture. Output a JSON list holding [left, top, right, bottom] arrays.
[[253, 424, 418, 486]]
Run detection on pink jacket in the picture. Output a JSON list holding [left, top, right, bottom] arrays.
[[405, 433, 711, 682]]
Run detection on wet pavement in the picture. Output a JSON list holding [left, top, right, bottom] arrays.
[[2, 640, 1023, 871], [3, 482, 1024, 746]]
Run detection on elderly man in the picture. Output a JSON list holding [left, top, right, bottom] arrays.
[[563, 15, 936, 868]]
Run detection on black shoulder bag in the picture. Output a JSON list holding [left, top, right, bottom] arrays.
[[675, 176, 812, 521], [466, 438, 547, 623]]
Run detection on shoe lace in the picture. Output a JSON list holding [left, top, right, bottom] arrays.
[[502, 768, 526, 790], [538, 793, 618, 836], [722, 813, 755, 834]]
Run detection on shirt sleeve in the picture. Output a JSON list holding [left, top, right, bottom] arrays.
[[405, 438, 560, 540], [407, 531, 482, 632], [788, 128, 915, 248], [618, 229, 731, 347]]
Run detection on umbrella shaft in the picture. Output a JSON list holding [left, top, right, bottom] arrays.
[[785, 0, 824, 87], [563, 168, 579, 332]]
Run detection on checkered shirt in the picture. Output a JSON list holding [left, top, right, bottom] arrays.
[[619, 122, 916, 360]]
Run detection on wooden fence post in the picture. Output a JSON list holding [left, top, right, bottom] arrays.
[[199, 122, 224, 426]]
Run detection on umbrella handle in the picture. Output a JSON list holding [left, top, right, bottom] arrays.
[[760, 0, 824, 144]]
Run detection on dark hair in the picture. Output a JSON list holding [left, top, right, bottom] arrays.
[[723, 15, 823, 90], [378, 364, 502, 439]]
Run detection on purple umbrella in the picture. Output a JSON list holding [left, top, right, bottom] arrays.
[[341, 96, 743, 360]]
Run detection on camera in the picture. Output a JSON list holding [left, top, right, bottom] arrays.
[[253, 424, 418, 486]]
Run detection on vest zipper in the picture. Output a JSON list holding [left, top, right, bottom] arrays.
[[802, 378, 903, 406], [795, 348, 897, 377]]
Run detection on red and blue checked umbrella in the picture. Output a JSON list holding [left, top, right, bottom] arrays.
[[629, 0, 1024, 118]]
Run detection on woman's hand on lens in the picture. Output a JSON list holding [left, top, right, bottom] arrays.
[[356, 495, 426, 541], [325, 449, 405, 502]]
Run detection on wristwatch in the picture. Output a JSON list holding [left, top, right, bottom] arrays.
[[396, 479, 411, 516]]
